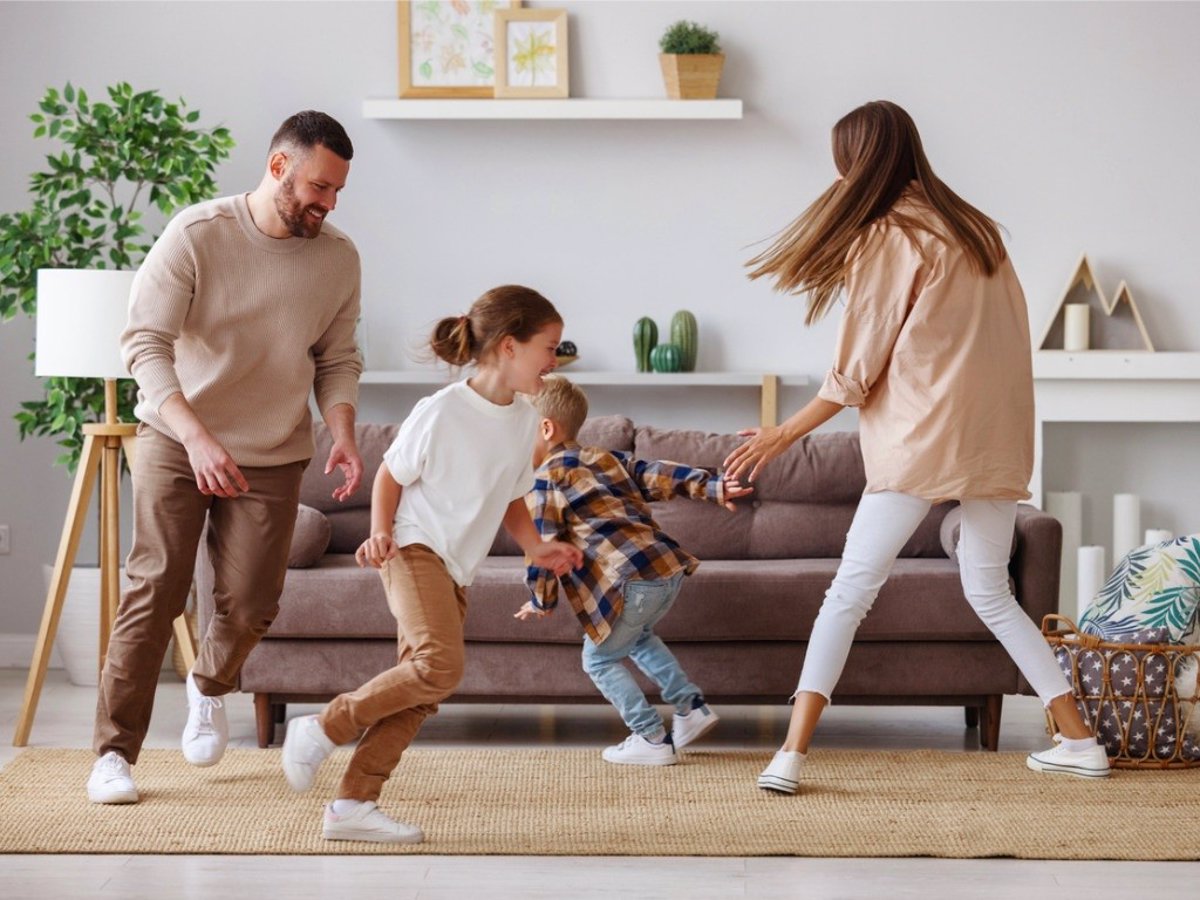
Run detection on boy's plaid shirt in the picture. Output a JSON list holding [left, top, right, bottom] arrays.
[[524, 441, 725, 645]]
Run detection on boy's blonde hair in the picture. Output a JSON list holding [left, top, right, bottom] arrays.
[[534, 375, 589, 440]]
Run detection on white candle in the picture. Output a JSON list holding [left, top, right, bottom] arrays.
[[1113, 493, 1141, 562], [1063, 303, 1090, 351], [1045, 491, 1082, 616], [1077, 546, 1107, 625], [1144, 528, 1174, 547]]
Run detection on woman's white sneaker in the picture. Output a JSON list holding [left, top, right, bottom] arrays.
[[87, 751, 138, 804], [281, 714, 337, 792], [601, 732, 679, 766], [758, 749, 806, 794], [1026, 741, 1111, 778], [182, 672, 228, 767], [323, 801, 425, 843]]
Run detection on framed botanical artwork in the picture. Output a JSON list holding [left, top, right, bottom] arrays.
[[398, 1, 522, 98], [494, 8, 569, 99]]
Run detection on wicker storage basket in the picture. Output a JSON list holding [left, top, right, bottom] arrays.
[[1043, 614, 1200, 769]]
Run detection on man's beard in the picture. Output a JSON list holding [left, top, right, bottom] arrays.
[[275, 174, 324, 239]]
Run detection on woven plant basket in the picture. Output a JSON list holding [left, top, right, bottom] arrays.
[[1043, 614, 1200, 769]]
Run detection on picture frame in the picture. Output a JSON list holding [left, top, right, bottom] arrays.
[[494, 8, 569, 99], [398, 0, 522, 98]]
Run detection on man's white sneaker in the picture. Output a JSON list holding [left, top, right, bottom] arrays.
[[758, 749, 806, 794], [1026, 741, 1111, 778], [87, 751, 138, 804], [672, 702, 720, 749], [323, 801, 425, 843], [601, 732, 678, 766], [281, 714, 337, 792], [182, 672, 228, 767]]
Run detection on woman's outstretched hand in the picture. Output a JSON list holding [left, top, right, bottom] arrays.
[[723, 425, 794, 484]]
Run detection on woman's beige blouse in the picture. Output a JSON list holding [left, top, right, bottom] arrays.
[[817, 196, 1035, 504]]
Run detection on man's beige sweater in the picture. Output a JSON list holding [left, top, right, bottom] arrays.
[[121, 194, 362, 466]]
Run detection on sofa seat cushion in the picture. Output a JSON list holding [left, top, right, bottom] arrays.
[[264, 555, 1004, 644]]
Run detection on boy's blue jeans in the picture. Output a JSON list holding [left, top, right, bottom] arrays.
[[580, 571, 701, 738]]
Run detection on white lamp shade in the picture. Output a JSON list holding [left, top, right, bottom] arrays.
[[35, 269, 136, 379]]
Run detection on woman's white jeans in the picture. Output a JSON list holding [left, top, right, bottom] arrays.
[[796, 491, 1071, 706]]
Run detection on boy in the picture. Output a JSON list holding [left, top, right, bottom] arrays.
[[516, 376, 751, 765]]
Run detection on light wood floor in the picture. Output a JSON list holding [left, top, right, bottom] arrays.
[[0, 670, 1193, 898]]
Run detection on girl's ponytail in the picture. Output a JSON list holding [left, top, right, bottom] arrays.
[[430, 315, 476, 366]]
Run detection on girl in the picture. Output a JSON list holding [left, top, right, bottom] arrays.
[[281, 285, 583, 841], [726, 101, 1108, 794]]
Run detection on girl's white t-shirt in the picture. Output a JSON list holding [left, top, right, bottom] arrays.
[[383, 379, 539, 586]]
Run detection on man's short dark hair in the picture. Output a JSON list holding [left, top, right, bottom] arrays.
[[269, 111, 354, 161]]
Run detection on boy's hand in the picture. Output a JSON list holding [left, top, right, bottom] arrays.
[[514, 601, 548, 621], [721, 473, 755, 512], [529, 539, 582, 576], [356, 532, 399, 569]]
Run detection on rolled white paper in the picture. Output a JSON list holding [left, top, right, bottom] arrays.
[[1144, 528, 1174, 547], [1077, 546, 1107, 624], [1045, 491, 1082, 616], [1113, 493, 1141, 562], [1063, 303, 1090, 351]]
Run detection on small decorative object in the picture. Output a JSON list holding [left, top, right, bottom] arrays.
[[1113, 493, 1141, 562], [669, 309, 698, 371], [555, 340, 578, 367], [398, 0, 522, 98], [1145, 529, 1175, 546], [650, 343, 683, 373], [1038, 254, 1155, 351], [494, 8, 568, 98], [1062, 303, 1090, 351], [1077, 545, 1107, 624], [658, 19, 725, 100], [633, 317, 658, 372], [1045, 491, 1083, 615]]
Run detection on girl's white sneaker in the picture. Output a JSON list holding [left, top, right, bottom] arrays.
[[323, 801, 425, 843]]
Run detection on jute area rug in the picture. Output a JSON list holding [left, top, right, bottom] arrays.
[[1, 748, 1197, 858]]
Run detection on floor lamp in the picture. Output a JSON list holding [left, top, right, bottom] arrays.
[[13, 269, 196, 747]]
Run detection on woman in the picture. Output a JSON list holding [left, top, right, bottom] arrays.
[[726, 101, 1107, 793]]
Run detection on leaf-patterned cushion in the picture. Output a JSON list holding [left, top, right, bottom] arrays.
[[1079, 535, 1200, 644]]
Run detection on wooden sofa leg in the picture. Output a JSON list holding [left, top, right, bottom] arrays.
[[979, 695, 1002, 751], [964, 706, 979, 729], [254, 694, 275, 748]]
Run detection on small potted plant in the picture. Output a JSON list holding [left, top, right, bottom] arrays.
[[658, 20, 724, 100]]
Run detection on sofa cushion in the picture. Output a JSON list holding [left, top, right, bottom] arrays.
[[288, 504, 332, 568]]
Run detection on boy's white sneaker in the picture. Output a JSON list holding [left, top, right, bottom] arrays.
[[1026, 741, 1111, 778], [672, 702, 720, 749], [281, 714, 337, 792], [323, 801, 425, 844], [87, 751, 138, 804], [758, 749, 806, 794], [182, 672, 228, 767], [602, 732, 679, 766]]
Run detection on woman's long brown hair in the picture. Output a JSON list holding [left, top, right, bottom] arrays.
[[746, 100, 1007, 324]]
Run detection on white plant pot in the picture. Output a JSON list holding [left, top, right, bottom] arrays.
[[41, 564, 132, 687]]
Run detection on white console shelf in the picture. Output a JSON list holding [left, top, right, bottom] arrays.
[[362, 98, 743, 120]]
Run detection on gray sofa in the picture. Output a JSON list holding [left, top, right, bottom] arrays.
[[196, 416, 1062, 750]]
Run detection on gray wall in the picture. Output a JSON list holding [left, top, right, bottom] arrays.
[[2, 2, 1198, 643]]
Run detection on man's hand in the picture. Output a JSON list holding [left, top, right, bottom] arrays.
[[529, 540, 582, 577], [326, 439, 363, 502], [514, 601, 549, 621], [183, 432, 249, 498], [356, 531, 399, 568], [720, 474, 755, 512]]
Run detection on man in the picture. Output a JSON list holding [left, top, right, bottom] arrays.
[[87, 111, 364, 804]]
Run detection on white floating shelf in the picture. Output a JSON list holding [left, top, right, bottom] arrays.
[[362, 98, 743, 120], [1033, 351, 1200, 380], [360, 370, 807, 387]]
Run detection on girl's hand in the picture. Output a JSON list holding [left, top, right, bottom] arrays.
[[720, 474, 755, 512], [356, 532, 399, 569], [723, 425, 793, 484], [529, 540, 582, 576], [514, 601, 548, 621]]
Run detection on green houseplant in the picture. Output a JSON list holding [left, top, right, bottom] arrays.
[[0, 82, 234, 471], [658, 20, 725, 100]]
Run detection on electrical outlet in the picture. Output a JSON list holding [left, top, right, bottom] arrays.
[[0, 525, 9, 555]]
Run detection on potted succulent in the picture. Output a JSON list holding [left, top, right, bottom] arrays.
[[0, 82, 233, 683], [658, 20, 724, 100]]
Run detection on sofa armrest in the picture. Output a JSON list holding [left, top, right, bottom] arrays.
[[1011, 504, 1062, 626]]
